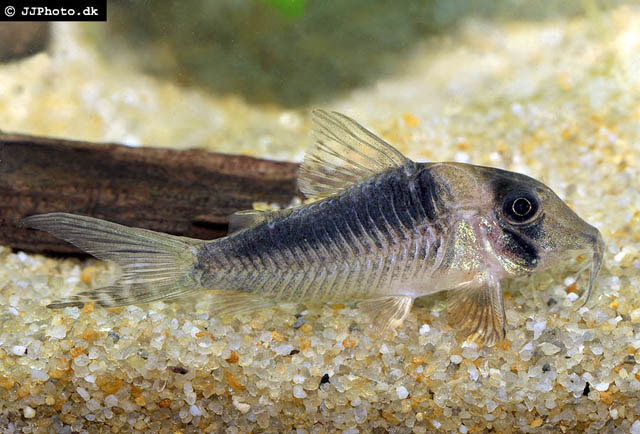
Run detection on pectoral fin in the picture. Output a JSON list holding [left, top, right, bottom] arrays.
[[359, 296, 413, 331], [447, 280, 506, 346]]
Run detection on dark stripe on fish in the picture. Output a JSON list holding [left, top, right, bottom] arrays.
[[501, 227, 539, 267], [210, 165, 446, 274], [327, 199, 361, 256], [365, 181, 396, 245], [352, 187, 384, 250], [519, 213, 545, 240], [414, 168, 443, 221], [388, 171, 419, 233]]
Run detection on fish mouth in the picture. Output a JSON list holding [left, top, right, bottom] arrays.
[[575, 227, 605, 304]]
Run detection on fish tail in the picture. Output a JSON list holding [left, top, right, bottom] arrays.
[[21, 213, 204, 309]]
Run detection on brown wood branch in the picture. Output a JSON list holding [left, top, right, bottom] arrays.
[[0, 133, 300, 255]]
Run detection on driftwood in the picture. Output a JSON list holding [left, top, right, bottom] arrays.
[[0, 23, 50, 62], [0, 133, 299, 255]]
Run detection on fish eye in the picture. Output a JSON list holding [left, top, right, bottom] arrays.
[[512, 198, 532, 216], [502, 191, 539, 224]]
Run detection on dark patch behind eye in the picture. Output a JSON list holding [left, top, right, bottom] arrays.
[[501, 227, 538, 267], [519, 214, 545, 240]]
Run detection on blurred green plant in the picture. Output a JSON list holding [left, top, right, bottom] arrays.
[[264, 0, 308, 18]]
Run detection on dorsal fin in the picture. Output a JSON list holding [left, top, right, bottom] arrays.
[[298, 110, 411, 200]]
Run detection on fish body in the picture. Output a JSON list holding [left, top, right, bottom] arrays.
[[22, 110, 604, 344], [198, 163, 447, 301]]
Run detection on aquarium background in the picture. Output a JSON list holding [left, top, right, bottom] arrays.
[[1, 0, 640, 432]]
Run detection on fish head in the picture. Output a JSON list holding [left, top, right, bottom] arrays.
[[431, 163, 604, 301], [485, 166, 604, 300]]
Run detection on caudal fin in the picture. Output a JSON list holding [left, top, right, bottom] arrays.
[[21, 213, 204, 308]]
